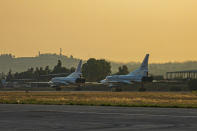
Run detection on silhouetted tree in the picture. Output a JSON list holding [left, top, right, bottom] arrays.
[[34, 67, 40, 81], [52, 60, 70, 74], [6, 70, 13, 81], [44, 66, 51, 75], [115, 65, 129, 75], [188, 79, 197, 91], [70, 67, 76, 73], [82, 58, 111, 82], [0, 80, 3, 88]]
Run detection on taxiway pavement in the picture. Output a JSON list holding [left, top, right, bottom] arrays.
[[0, 104, 197, 131]]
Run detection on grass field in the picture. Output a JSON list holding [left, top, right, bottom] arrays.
[[0, 91, 197, 108]]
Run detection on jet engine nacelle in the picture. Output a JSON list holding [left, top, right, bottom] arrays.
[[75, 78, 86, 83], [142, 76, 153, 82]]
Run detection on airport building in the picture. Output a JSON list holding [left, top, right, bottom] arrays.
[[166, 70, 197, 80]]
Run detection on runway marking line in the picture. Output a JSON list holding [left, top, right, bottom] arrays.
[[28, 110, 197, 118]]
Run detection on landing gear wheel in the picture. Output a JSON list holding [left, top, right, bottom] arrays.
[[139, 82, 146, 92], [75, 85, 82, 91], [55, 87, 62, 91], [115, 87, 122, 92], [138, 87, 146, 92], [111, 87, 122, 92]]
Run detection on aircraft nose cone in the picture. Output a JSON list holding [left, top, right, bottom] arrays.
[[100, 79, 106, 84], [51, 78, 55, 82], [106, 76, 111, 79]]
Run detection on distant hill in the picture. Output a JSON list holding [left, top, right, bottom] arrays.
[[126, 61, 197, 76], [0, 54, 197, 76], [0, 54, 81, 74]]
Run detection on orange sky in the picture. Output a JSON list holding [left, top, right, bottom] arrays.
[[0, 0, 197, 63]]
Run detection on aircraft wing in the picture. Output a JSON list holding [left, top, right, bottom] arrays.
[[28, 82, 50, 84], [106, 80, 133, 84], [40, 73, 70, 77], [52, 81, 69, 86], [29, 81, 69, 86], [121, 80, 133, 84], [105, 80, 133, 87]]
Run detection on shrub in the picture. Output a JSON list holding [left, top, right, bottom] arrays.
[[75, 86, 82, 91], [55, 87, 62, 91], [188, 79, 197, 91], [138, 87, 146, 92], [111, 87, 122, 92], [169, 86, 182, 91]]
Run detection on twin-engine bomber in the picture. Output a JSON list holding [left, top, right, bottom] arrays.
[[100, 54, 153, 87], [48, 60, 85, 90]]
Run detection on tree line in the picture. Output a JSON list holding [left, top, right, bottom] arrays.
[[6, 60, 75, 82], [3, 58, 129, 82]]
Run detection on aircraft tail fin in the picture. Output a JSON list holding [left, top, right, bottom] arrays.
[[128, 54, 149, 77], [75, 60, 82, 73], [67, 60, 82, 78], [139, 54, 149, 71]]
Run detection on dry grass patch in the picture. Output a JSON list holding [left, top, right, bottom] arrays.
[[0, 92, 197, 108]]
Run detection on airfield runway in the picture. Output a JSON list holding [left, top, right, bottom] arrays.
[[0, 104, 197, 131]]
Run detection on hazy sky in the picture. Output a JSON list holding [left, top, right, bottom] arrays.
[[0, 0, 197, 63]]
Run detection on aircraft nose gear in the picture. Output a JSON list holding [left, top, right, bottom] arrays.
[[142, 76, 153, 82], [75, 78, 86, 83]]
